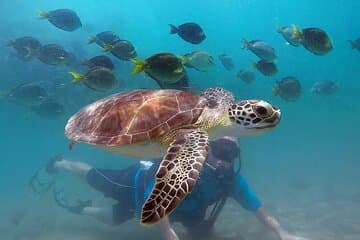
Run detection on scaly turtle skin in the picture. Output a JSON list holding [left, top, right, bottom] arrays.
[[65, 88, 281, 225]]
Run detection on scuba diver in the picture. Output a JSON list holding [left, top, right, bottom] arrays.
[[36, 137, 308, 240]]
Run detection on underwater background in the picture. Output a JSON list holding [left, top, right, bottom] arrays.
[[0, 0, 359, 239]]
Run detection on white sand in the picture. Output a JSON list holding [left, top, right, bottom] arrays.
[[1, 182, 360, 240]]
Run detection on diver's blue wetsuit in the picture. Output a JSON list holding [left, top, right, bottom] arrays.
[[86, 160, 262, 227]]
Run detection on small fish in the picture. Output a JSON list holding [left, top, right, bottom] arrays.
[[1, 82, 48, 107], [348, 38, 360, 51], [292, 26, 333, 55], [169, 22, 206, 44], [103, 40, 137, 61], [276, 25, 301, 47], [69, 67, 117, 92], [182, 51, 214, 72], [273, 76, 302, 101], [237, 69, 255, 84], [82, 55, 115, 70], [38, 9, 82, 31], [88, 31, 121, 47], [242, 39, 277, 62], [218, 54, 234, 71], [6, 36, 42, 60], [131, 53, 186, 85], [31, 98, 65, 118], [310, 80, 338, 95], [37, 44, 70, 65], [157, 73, 191, 91], [253, 60, 277, 76]]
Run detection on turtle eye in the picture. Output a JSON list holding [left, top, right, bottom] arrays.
[[255, 106, 268, 116]]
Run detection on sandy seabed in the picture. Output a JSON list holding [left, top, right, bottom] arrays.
[[1, 182, 359, 240]]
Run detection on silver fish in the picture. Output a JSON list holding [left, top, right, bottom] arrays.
[[243, 39, 277, 62]]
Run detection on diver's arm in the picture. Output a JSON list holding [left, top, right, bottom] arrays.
[[255, 207, 308, 240], [156, 217, 180, 240], [255, 207, 285, 238], [232, 176, 308, 240]]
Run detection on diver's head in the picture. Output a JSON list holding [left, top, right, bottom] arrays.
[[207, 136, 240, 172]]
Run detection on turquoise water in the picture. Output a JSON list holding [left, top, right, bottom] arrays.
[[0, 1, 359, 239]]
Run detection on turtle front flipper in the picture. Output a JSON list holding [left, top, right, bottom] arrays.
[[141, 129, 209, 225]]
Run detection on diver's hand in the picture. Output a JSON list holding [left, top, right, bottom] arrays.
[[279, 231, 309, 240], [164, 228, 180, 240], [156, 217, 180, 240]]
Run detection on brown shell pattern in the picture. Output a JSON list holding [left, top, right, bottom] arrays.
[[65, 89, 207, 146]]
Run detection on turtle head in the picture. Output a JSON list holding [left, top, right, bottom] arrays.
[[228, 100, 281, 136]]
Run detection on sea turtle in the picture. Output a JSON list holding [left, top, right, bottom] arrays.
[[65, 88, 281, 225]]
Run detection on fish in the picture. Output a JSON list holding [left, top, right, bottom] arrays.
[[293, 26, 333, 55], [348, 38, 360, 51], [156, 73, 191, 91], [310, 80, 338, 95], [182, 51, 214, 72], [169, 22, 206, 44], [31, 98, 65, 118], [82, 55, 115, 70], [253, 60, 277, 76], [38, 9, 82, 31], [273, 76, 302, 101], [237, 69, 255, 84], [132, 53, 186, 85], [37, 44, 70, 65], [242, 39, 277, 62], [218, 54, 235, 71], [69, 66, 117, 92], [1, 82, 48, 107], [6, 36, 42, 60], [103, 40, 137, 61], [276, 25, 301, 47], [88, 31, 121, 47]]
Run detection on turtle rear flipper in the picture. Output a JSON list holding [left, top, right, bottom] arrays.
[[141, 129, 209, 225]]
